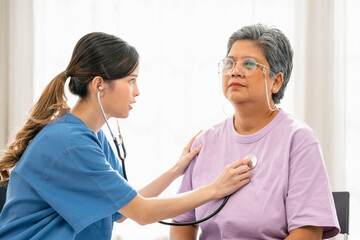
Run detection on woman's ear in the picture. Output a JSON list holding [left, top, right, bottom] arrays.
[[90, 76, 105, 94], [272, 72, 284, 93]]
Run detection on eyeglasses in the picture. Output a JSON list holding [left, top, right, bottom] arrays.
[[218, 57, 269, 76]]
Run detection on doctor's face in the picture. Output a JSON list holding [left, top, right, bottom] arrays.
[[102, 66, 140, 119], [222, 40, 272, 109]]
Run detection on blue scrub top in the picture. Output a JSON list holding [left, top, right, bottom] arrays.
[[0, 112, 138, 240]]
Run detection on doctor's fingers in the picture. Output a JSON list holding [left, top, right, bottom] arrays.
[[222, 164, 250, 181], [180, 144, 203, 162], [229, 158, 251, 169], [235, 164, 251, 174], [235, 177, 251, 189], [231, 169, 250, 189], [189, 144, 203, 157], [235, 168, 251, 180]]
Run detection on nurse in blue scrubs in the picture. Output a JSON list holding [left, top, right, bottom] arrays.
[[0, 32, 251, 240]]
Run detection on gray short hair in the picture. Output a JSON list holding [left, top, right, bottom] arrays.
[[227, 24, 293, 104]]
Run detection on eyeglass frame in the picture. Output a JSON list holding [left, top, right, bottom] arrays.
[[217, 57, 277, 111], [218, 57, 270, 76]]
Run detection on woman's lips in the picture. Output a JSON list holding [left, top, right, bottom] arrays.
[[229, 82, 245, 88], [129, 101, 136, 110]]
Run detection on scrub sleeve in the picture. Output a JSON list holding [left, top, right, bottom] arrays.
[[19, 131, 137, 234]]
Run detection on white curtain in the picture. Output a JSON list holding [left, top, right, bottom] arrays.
[[0, 0, 34, 150], [293, 0, 346, 191], [293, 1, 347, 239], [345, 0, 360, 239]]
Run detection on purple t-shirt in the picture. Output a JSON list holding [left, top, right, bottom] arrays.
[[173, 109, 339, 239]]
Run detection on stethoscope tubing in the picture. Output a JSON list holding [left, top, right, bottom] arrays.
[[98, 90, 127, 178], [98, 89, 230, 226], [114, 138, 127, 180], [158, 195, 231, 226]]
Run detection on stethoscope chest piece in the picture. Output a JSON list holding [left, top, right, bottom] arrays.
[[245, 154, 258, 170]]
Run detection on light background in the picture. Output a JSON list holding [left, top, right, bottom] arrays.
[[33, 1, 295, 237], [0, 0, 358, 239]]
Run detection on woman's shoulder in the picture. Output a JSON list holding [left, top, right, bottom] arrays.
[[34, 113, 100, 151], [280, 110, 316, 136], [279, 110, 319, 149], [193, 118, 230, 144], [15, 113, 105, 171]]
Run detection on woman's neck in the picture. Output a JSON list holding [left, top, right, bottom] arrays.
[[232, 106, 279, 135], [71, 98, 105, 134]]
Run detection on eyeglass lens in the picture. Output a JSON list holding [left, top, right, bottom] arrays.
[[219, 58, 257, 76]]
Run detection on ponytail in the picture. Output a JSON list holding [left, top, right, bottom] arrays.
[[0, 72, 70, 186], [1, 32, 140, 186]]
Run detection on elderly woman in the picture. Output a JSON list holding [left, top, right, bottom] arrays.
[[170, 24, 340, 240]]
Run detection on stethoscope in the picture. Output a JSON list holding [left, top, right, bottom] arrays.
[[97, 87, 258, 226]]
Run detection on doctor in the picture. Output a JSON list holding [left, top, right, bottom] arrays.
[[0, 32, 251, 240]]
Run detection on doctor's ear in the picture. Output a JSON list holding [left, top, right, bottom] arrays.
[[90, 76, 105, 94]]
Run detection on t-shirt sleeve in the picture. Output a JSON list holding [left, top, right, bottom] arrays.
[[27, 144, 137, 233], [172, 139, 199, 223], [286, 129, 340, 238]]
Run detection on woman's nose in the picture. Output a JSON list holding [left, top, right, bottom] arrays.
[[231, 62, 245, 78], [134, 83, 140, 97]]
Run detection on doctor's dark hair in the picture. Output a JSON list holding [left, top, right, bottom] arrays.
[[0, 32, 139, 186], [227, 24, 293, 104]]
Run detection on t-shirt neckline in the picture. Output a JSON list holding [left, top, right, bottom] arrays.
[[229, 109, 286, 144]]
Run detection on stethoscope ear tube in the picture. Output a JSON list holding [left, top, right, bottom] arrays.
[[98, 90, 127, 179]]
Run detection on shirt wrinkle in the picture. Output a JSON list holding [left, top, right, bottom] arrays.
[[290, 142, 319, 159], [174, 109, 339, 239]]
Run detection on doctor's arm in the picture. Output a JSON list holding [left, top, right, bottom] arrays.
[[138, 132, 203, 198], [118, 159, 250, 225], [116, 133, 202, 223]]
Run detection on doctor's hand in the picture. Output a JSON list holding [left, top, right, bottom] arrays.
[[210, 159, 251, 199], [173, 131, 203, 177]]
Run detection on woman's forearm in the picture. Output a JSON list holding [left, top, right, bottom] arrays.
[[139, 133, 203, 198], [116, 166, 180, 223], [117, 139, 201, 223], [138, 165, 180, 197], [120, 184, 216, 225], [119, 159, 250, 225]]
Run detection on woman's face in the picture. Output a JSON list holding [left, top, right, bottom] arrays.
[[102, 65, 140, 119], [222, 40, 274, 109]]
